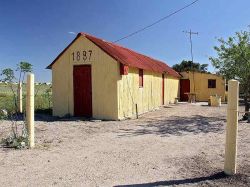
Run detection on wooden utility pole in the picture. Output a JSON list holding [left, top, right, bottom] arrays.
[[183, 29, 198, 93]]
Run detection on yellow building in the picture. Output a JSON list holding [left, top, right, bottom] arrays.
[[180, 71, 226, 102], [47, 33, 180, 120]]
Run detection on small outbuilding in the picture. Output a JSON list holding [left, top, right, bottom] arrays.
[[180, 71, 226, 102], [47, 33, 180, 120]]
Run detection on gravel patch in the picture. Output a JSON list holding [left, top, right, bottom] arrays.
[[0, 103, 249, 186]]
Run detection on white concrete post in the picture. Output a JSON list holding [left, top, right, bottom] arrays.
[[224, 79, 239, 175], [26, 74, 35, 148], [18, 82, 22, 113]]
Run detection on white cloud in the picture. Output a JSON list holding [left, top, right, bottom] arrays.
[[68, 31, 77, 35]]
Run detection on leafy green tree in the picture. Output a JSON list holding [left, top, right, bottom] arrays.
[[209, 29, 250, 119], [172, 60, 208, 73], [17, 61, 32, 84], [0, 68, 18, 110], [1, 68, 15, 83], [0, 62, 32, 113]]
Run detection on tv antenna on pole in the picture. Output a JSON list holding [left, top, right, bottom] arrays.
[[183, 29, 198, 62], [183, 29, 199, 95]]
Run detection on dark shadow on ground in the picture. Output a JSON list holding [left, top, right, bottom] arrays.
[[7, 113, 98, 122], [114, 172, 227, 186], [5, 112, 115, 123], [118, 115, 226, 137], [163, 106, 173, 108], [34, 113, 114, 122], [35, 113, 74, 122], [114, 172, 250, 187], [34, 109, 94, 122]]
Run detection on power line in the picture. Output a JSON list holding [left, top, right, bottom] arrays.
[[113, 0, 199, 43]]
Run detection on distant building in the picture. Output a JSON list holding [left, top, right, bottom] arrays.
[[180, 71, 226, 102], [47, 33, 180, 120]]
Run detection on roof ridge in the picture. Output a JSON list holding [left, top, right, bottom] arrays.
[[82, 32, 170, 67], [47, 32, 180, 78]]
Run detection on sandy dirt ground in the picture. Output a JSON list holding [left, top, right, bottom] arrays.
[[0, 103, 249, 187]]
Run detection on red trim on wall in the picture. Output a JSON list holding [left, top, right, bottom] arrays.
[[139, 69, 143, 87], [162, 74, 165, 105], [120, 63, 129, 75]]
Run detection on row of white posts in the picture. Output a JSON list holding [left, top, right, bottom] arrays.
[[16, 77, 239, 174], [18, 73, 35, 148]]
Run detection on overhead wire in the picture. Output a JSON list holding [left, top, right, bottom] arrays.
[[113, 0, 199, 43]]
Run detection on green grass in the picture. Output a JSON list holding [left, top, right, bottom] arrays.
[[0, 83, 52, 114]]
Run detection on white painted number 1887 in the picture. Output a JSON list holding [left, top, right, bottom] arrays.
[[71, 50, 92, 62]]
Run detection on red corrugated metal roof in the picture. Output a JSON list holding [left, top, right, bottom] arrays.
[[47, 32, 180, 78]]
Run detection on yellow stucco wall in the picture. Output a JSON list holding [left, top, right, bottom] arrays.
[[117, 68, 179, 119], [165, 76, 180, 104], [52, 36, 120, 120], [180, 71, 226, 102]]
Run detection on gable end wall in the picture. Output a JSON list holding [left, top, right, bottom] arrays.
[[52, 36, 120, 120]]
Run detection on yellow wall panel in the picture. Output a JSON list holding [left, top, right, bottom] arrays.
[[165, 76, 180, 104], [181, 71, 226, 102], [117, 68, 179, 119]]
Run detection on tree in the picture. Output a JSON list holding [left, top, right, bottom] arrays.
[[0, 62, 32, 113], [0, 68, 18, 111], [172, 60, 208, 73], [209, 29, 250, 119], [1, 68, 15, 83], [16, 61, 32, 84], [0, 62, 32, 149]]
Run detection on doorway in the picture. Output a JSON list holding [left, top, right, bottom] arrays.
[[73, 65, 92, 117], [180, 79, 190, 101]]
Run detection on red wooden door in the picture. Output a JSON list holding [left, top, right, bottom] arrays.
[[162, 74, 164, 105], [73, 65, 92, 117], [180, 79, 190, 101]]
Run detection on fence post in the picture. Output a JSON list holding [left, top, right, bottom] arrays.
[[18, 82, 22, 113], [224, 79, 239, 175], [26, 73, 35, 148]]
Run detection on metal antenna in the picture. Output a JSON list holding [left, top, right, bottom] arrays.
[[183, 29, 198, 62], [183, 29, 199, 95]]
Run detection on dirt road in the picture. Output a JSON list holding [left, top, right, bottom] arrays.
[[0, 103, 249, 186]]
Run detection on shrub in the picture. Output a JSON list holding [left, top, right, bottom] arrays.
[[1, 116, 28, 149]]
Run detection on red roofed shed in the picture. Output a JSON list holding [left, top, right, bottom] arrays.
[[48, 33, 180, 120]]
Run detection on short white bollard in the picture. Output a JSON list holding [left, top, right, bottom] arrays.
[[224, 80, 239, 175], [18, 82, 23, 113], [26, 74, 35, 148]]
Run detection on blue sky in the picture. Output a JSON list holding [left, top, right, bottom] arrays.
[[0, 0, 249, 82]]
